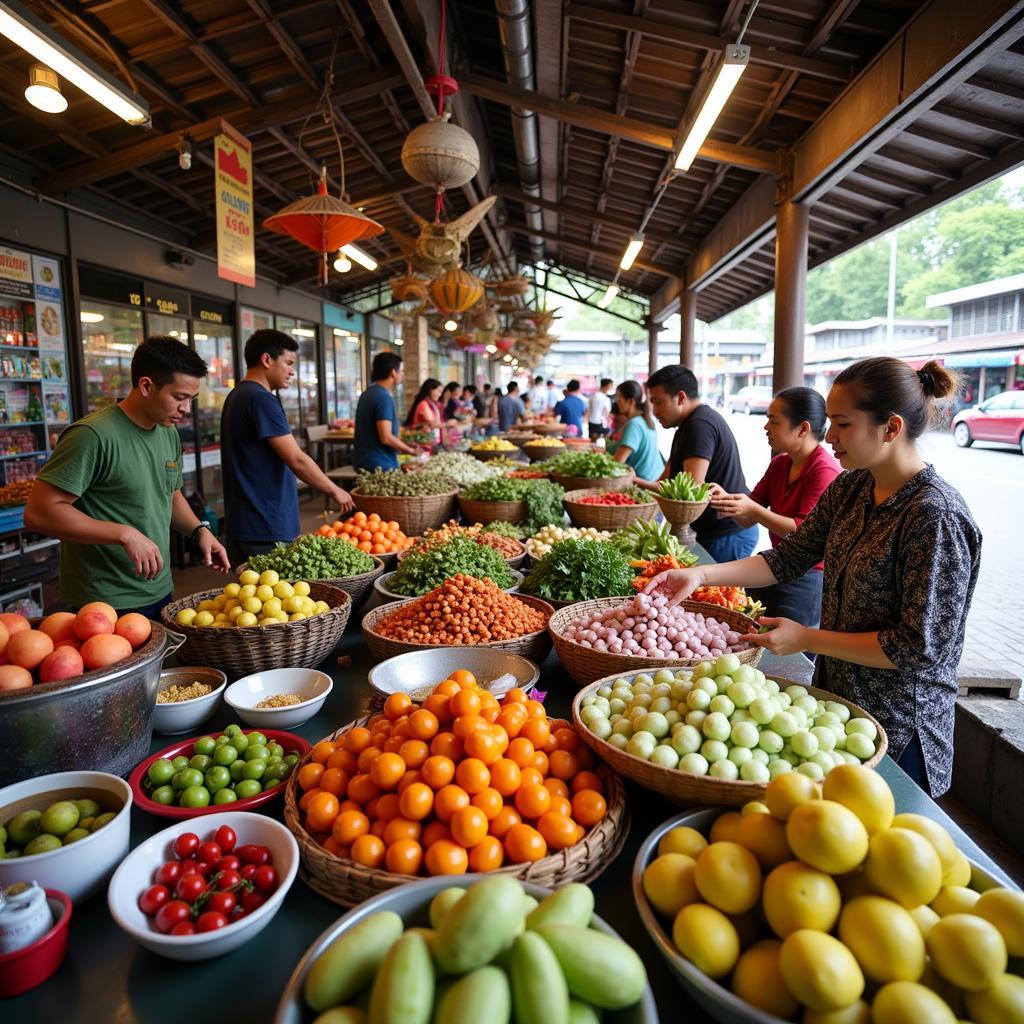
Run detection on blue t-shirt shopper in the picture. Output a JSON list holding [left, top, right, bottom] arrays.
[[618, 415, 664, 481], [554, 382, 587, 435], [353, 352, 421, 473]]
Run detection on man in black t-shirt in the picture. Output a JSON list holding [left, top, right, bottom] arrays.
[[643, 364, 759, 562]]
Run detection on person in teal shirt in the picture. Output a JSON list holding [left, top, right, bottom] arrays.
[[610, 380, 665, 482]]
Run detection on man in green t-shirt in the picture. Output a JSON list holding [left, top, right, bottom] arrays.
[[25, 336, 230, 616]]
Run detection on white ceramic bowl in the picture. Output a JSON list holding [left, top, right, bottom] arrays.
[[107, 811, 298, 961], [223, 668, 333, 729], [152, 667, 227, 735], [0, 771, 132, 903]]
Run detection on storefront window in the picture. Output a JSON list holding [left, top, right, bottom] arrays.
[[275, 316, 319, 439], [81, 302, 144, 412], [325, 329, 362, 423], [193, 326, 234, 517], [148, 312, 197, 497], [240, 306, 273, 344]]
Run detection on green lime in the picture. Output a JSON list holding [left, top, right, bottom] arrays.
[[193, 735, 216, 757], [151, 786, 175, 805], [180, 786, 211, 808], [147, 759, 175, 786], [204, 766, 231, 793], [214, 744, 238, 767], [72, 798, 101, 819], [170, 755, 190, 771], [24, 833, 62, 856], [7, 810, 42, 847], [247, 731, 268, 747], [91, 812, 116, 831], [235, 779, 261, 800], [212, 788, 238, 805], [40, 801, 80, 837], [229, 759, 247, 783], [63, 827, 90, 844]]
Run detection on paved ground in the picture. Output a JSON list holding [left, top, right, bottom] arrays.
[[716, 409, 1024, 678]]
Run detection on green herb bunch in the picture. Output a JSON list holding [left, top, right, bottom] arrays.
[[388, 535, 516, 596], [519, 538, 634, 602], [246, 534, 375, 579], [461, 477, 565, 535], [481, 521, 525, 540], [354, 468, 458, 497], [658, 471, 711, 501], [544, 451, 630, 478]]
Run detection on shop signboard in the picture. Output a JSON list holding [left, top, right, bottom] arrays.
[[214, 120, 255, 288], [144, 284, 188, 318], [0, 247, 33, 299]]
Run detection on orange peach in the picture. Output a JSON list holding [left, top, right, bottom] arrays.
[[75, 609, 115, 641], [79, 601, 117, 626], [114, 612, 152, 650], [0, 620, 7, 658], [0, 612, 30, 639], [39, 645, 85, 683], [6, 630, 54, 671], [39, 611, 78, 645], [0, 664, 33, 691], [81, 633, 132, 671]]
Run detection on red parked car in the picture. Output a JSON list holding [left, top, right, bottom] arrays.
[[951, 390, 1024, 454]]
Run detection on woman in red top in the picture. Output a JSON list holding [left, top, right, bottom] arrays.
[[709, 387, 841, 629]]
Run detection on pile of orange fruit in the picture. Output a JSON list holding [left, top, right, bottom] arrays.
[[296, 669, 609, 876], [315, 511, 413, 555]]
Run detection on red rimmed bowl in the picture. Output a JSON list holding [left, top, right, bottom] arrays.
[[129, 729, 311, 819], [0, 888, 72, 998]]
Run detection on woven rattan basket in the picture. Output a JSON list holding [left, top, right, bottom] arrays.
[[532, 422, 568, 436], [548, 597, 762, 686], [361, 593, 554, 663], [654, 494, 710, 530], [563, 488, 659, 530], [374, 569, 524, 602], [284, 718, 630, 906], [551, 472, 633, 493], [523, 442, 566, 463], [161, 583, 351, 679], [237, 556, 384, 613], [470, 447, 520, 462], [458, 496, 527, 525], [351, 490, 460, 538], [572, 675, 888, 807]]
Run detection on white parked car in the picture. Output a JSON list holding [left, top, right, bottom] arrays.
[[727, 385, 773, 414]]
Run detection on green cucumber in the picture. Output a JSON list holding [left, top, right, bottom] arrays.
[[534, 925, 647, 1010], [429, 888, 466, 930], [526, 884, 594, 931], [368, 930, 435, 1024], [434, 876, 525, 974], [435, 967, 511, 1024], [510, 931, 569, 1024]]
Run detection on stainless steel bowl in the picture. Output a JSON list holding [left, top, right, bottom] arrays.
[[273, 875, 659, 1024], [373, 569, 523, 603], [367, 647, 540, 699], [0, 625, 184, 787]]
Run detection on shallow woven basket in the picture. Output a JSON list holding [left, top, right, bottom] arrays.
[[573, 675, 888, 808], [654, 494, 711, 529], [548, 597, 762, 686], [551, 472, 633, 493], [503, 432, 537, 448], [352, 490, 459, 538], [458, 496, 528, 525], [284, 719, 629, 906], [237, 557, 384, 613], [470, 447, 520, 462], [563, 488, 659, 530], [374, 569, 524, 602], [533, 422, 568, 436], [361, 593, 554, 663], [161, 583, 351, 679], [523, 442, 566, 463]]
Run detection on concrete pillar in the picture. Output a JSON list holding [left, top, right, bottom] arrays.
[[773, 200, 810, 391], [647, 319, 660, 378], [402, 315, 430, 417], [680, 290, 698, 368]]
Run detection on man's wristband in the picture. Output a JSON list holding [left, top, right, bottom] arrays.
[[190, 520, 211, 542]]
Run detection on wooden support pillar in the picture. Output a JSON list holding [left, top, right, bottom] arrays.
[[680, 290, 698, 368], [773, 200, 810, 390], [402, 315, 430, 417], [647, 319, 659, 378]]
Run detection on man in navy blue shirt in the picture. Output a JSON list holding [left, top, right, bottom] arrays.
[[353, 351, 420, 472], [221, 329, 354, 565], [554, 379, 587, 435]]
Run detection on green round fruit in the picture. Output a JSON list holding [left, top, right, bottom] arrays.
[[173, 768, 203, 791], [91, 812, 116, 831], [7, 810, 42, 847], [24, 833, 62, 856], [243, 744, 269, 763], [170, 755, 190, 771], [40, 801, 80, 838], [229, 759, 247, 783], [151, 786, 175, 805], [189, 754, 211, 772], [204, 766, 231, 793], [179, 786, 211, 808], [62, 827, 90, 844], [147, 759, 175, 786], [72, 798, 101, 820], [193, 735, 216, 757], [213, 744, 238, 767], [247, 731, 267, 747], [212, 788, 238, 805], [241, 759, 265, 781], [235, 779, 261, 799]]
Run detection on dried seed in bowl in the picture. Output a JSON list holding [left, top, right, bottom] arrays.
[[255, 694, 303, 708], [157, 682, 212, 703]]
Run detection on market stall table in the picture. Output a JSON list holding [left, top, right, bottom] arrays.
[[7, 625, 1013, 1022]]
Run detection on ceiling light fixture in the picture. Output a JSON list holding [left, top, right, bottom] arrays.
[[393, 337, 404, 346], [619, 234, 644, 271], [485, 344, 497, 354], [443, 318, 458, 332], [333, 251, 352, 273], [340, 244, 377, 271], [24, 63, 66, 113], [1, 0, 150, 125], [598, 284, 619, 309]]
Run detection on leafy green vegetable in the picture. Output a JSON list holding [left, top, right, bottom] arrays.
[[354, 467, 458, 496], [481, 521, 526, 540], [658, 471, 711, 501], [611, 519, 700, 564], [246, 534, 375, 579], [544, 451, 630, 479], [388, 536, 516, 596], [519, 538, 634, 602], [460, 478, 565, 535]]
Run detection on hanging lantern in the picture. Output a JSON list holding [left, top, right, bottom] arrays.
[[429, 265, 484, 314], [390, 271, 430, 303], [454, 332, 476, 350], [489, 274, 531, 297], [476, 326, 496, 347], [495, 334, 516, 354], [402, 111, 480, 193], [473, 299, 498, 332]]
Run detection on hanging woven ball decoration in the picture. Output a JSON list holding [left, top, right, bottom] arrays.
[[429, 265, 484, 314], [495, 334, 516, 354], [390, 271, 430, 303], [402, 112, 479, 193]]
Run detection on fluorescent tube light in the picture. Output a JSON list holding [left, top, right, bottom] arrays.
[[340, 244, 378, 271], [674, 44, 748, 172], [598, 284, 619, 309], [619, 234, 644, 271]]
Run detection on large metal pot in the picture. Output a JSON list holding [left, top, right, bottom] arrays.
[[0, 624, 184, 787]]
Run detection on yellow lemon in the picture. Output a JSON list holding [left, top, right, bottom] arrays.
[[765, 771, 821, 822], [838, 896, 926, 983], [672, 903, 739, 979], [863, 828, 942, 908], [289, 612, 307, 622], [239, 584, 257, 600], [175, 608, 197, 626], [974, 887, 1024, 955], [930, 885, 980, 917], [242, 597, 263, 615], [786, 800, 868, 875], [891, 813, 957, 877], [261, 598, 283, 617], [238, 569, 259, 586], [273, 581, 294, 599], [258, 569, 279, 586], [926, 913, 1007, 990], [822, 763, 895, 835], [196, 599, 216, 613], [213, 613, 227, 623], [223, 599, 239, 613], [871, 981, 957, 1024], [762, 860, 841, 937], [313, 600, 330, 614], [293, 581, 311, 597], [236, 611, 258, 627], [257, 617, 278, 627], [942, 848, 971, 888], [803, 1002, 871, 1024], [255, 584, 274, 602], [642, 853, 699, 917], [193, 610, 215, 627], [282, 595, 304, 614], [228, 605, 245, 621], [734, 811, 792, 870], [964, 972, 1024, 1024], [694, 841, 762, 914], [275, 612, 289, 623], [731, 939, 800, 1019], [223, 582, 241, 598], [709, 811, 741, 843], [657, 826, 708, 860], [213, 594, 227, 610], [779, 930, 864, 1012], [740, 800, 770, 817], [907, 903, 941, 938]]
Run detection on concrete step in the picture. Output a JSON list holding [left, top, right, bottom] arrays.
[[957, 658, 1021, 699]]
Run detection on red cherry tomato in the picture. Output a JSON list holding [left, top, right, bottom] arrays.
[[170, 920, 196, 936], [213, 825, 237, 853], [138, 884, 170, 916], [206, 891, 236, 916], [172, 833, 199, 859], [213, 856, 240, 874], [235, 844, 257, 864], [155, 861, 181, 887], [175, 873, 207, 903], [192, 861, 213, 878], [215, 869, 241, 891], [155, 900, 191, 934], [196, 841, 221, 865], [177, 859, 200, 876], [252, 865, 277, 895], [195, 911, 228, 932], [237, 844, 271, 866], [240, 889, 267, 915], [240, 864, 257, 881]]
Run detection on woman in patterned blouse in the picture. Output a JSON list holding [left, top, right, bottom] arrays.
[[647, 357, 981, 796]]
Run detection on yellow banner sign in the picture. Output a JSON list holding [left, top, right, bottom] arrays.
[[214, 121, 255, 287]]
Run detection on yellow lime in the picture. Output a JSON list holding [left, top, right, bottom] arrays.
[[657, 826, 708, 860], [871, 981, 957, 1024], [838, 896, 925, 983], [236, 612, 258, 627], [273, 581, 295, 599], [822, 763, 895, 834], [238, 569, 259, 586], [223, 582, 241, 597], [786, 799, 868, 874], [193, 611, 215, 627], [863, 828, 942, 908], [766, 770, 821, 822], [943, 848, 972, 888], [642, 853, 698, 917], [762, 860, 841, 938], [730, 939, 800, 1018], [803, 1003, 871, 1024], [672, 903, 739, 979], [255, 584, 274, 602], [734, 812, 792, 870], [926, 913, 1007, 990], [694, 841, 762, 914], [709, 811, 741, 843], [239, 584, 257, 600], [293, 581, 311, 597], [907, 903, 941, 938], [740, 800, 770, 817], [964, 972, 1024, 1024], [975, 887, 1024, 955], [778, 930, 864, 1012], [258, 569, 279, 586], [175, 608, 197, 626], [891, 813, 957, 877], [242, 597, 263, 615], [930, 885, 980, 916]]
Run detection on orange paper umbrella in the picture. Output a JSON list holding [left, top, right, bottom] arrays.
[[263, 168, 384, 283]]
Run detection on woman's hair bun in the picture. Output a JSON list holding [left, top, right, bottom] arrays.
[[916, 360, 958, 400]]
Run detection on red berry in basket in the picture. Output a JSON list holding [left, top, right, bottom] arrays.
[[252, 865, 277, 895], [196, 841, 221, 865], [196, 911, 228, 932], [175, 873, 207, 903], [138, 884, 170, 916], [155, 861, 181, 887], [213, 825, 236, 853], [173, 833, 199, 859], [155, 900, 191, 934]]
